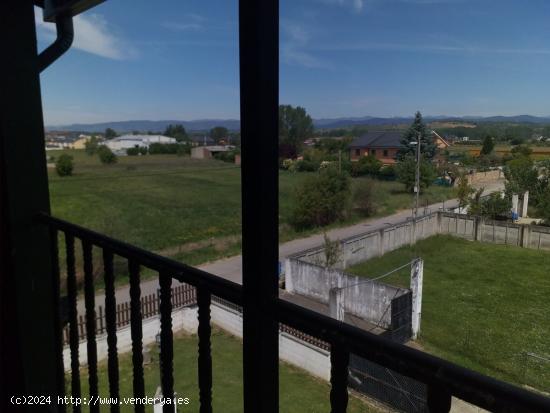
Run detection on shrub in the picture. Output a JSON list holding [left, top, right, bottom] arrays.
[[55, 154, 74, 177], [350, 155, 382, 177], [290, 168, 351, 230], [294, 159, 319, 172], [148, 143, 178, 154], [98, 145, 117, 164], [84, 136, 99, 156], [395, 155, 436, 192], [127, 146, 140, 156], [214, 150, 238, 163], [378, 164, 396, 180], [353, 179, 377, 217]]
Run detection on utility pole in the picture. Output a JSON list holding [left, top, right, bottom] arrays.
[[414, 132, 421, 221]]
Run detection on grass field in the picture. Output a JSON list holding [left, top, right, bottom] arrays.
[[74, 330, 378, 412], [347, 235, 550, 391], [49, 150, 455, 268]]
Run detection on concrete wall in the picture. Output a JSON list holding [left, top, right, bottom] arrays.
[[291, 212, 439, 270], [63, 306, 199, 370], [63, 300, 331, 380], [290, 213, 550, 277], [286, 259, 408, 328], [439, 212, 550, 251]]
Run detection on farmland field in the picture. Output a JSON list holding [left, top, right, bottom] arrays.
[[49, 150, 455, 267], [74, 329, 379, 412], [347, 235, 550, 392]]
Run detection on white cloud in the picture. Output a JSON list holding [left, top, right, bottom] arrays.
[[281, 21, 329, 68], [314, 0, 364, 13], [162, 14, 206, 32], [35, 10, 136, 60]]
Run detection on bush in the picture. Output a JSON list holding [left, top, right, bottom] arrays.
[[84, 136, 99, 156], [290, 168, 351, 230], [353, 179, 377, 217], [395, 156, 436, 192], [127, 146, 141, 156], [350, 155, 382, 177], [98, 146, 117, 164], [214, 150, 238, 163], [378, 164, 396, 180], [295, 159, 319, 172], [148, 143, 178, 154], [55, 154, 74, 177]]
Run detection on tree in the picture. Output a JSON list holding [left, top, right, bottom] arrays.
[[353, 178, 377, 217], [210, 126, 229, 144], [504, 157, 538, 195], [469, 191, 509, 219], [510, 144, 532, 159], [398, 111, 436, 159], [456, 175, 474, 213], [105, 128, 117, 139], [164, 124, 189, 142], [480, 135, 495, 156], [395, 155, 436, 192], [320, 233, 342, 268], [84, 136, 99, 155], [279, 105, 314, 158], [97, 145, 117, 164], [290, 168, 351, 230], [55, 154, 73, 176]]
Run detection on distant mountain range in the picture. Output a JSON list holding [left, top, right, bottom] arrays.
[[46, 115, 550, 133]]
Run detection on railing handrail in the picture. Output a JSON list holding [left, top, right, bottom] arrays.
[[41, 212, 550, 412], [37, 212, 242, 304]]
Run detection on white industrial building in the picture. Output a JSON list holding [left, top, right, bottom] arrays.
[[104, 134, 176, 154]]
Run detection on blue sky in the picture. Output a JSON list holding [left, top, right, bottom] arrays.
[[36, 0, 550, 125]]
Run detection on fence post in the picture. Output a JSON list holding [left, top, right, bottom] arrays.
[[410, 259, 424, 340]]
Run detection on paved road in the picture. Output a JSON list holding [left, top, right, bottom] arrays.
[[79, 180, 504, 312]]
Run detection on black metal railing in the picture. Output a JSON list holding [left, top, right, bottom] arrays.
[[41, 213, 550, 413]]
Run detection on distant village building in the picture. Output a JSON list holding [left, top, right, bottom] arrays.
[[104, 134, 176, 154], [350, 130, 449, 165], [350, 131, 403, 165], [191, 145, 235, 159]]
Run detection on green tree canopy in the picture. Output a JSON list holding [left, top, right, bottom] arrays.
[[504, 157, 538, 195], [84, 136, 99, 156], [279, 105, 314, 158], [398, 111, 436, 159], [290, 168, 351, 230], [105, 128, 117, 139], [480, 135, 495, 155], [164, 124, 189, 143], [210, 126, 229, 144], [395, 155, 437, 193], [97, 145, 118, 165], [55, 154, 74, 177]]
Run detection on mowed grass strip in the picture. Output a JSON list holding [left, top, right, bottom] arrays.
[[73, 330, 379, 412], [347, 235, 550, 391]]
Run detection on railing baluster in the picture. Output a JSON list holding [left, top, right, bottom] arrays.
[[197, 288, 213, 413], [330, 344, 350, 413], [50, 228, 66, 413], [103, 249, 120, 413], [427, 384, 452, 413], [159, 272, 174, 413], [129, 260, 145, 413], [65, 234, 81, 413], [83, 241, 99, 413]]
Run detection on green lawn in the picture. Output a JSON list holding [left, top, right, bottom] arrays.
[[347, 235, 550, 391], [74, 330, 378, 412], [49, 150, 455, 268]]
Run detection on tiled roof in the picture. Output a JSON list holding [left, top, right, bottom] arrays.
[[350, 131, 404, 149]]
